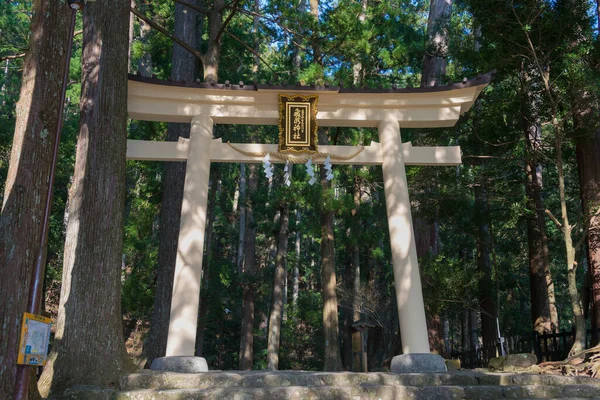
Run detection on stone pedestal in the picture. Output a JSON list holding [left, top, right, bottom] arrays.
[[391, 354, 447, 373], [150, 356, 209, 373]]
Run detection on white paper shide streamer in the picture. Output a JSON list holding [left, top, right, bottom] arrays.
[[305, 158, 317, 185], [283, 160, 292, 187], [323, 155, 333, 181], [262, 153, 273, 179]]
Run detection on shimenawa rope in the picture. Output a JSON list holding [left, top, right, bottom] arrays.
[[226, 142, 364, 164]]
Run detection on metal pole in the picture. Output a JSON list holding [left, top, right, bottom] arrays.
[[13, 3, 80, 399]]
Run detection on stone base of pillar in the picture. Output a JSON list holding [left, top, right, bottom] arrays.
[[390, 354, 447, 374], [150, 356, 209, 373]]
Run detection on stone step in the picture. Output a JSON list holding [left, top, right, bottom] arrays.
[[119, 370, 600, 391], [57, 384, 600, 400]]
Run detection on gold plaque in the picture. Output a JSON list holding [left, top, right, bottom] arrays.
[[278, 94, 318, 153]]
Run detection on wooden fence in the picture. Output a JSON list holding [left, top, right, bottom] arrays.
[[455, 328, 600, 369]]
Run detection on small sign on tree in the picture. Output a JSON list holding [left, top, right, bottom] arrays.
[[17, 312, 52, 366], [278, 94, 318, 153]]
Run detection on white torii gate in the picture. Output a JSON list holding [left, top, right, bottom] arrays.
[[126, 74, 493, 366]]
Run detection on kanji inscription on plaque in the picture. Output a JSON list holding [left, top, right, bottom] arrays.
[[278, 95, 318, 153]]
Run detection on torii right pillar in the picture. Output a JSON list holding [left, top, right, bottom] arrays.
[[378, 118, 447, 373]]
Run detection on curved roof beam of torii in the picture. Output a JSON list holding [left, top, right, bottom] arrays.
[[127, 72, 495, 128]]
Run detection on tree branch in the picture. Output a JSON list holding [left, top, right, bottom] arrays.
[[130, 7, 204, 62], [0, 53, 26, 62], [225, 31, 279, 78], [215, 0, 242, 44], [238, 8, 310, 43], [545, 208, 563, 232]]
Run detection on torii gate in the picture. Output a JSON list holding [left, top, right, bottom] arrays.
[[126, 73, 493, 371]]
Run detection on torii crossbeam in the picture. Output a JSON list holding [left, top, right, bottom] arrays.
[[126, 73, 494, 370]]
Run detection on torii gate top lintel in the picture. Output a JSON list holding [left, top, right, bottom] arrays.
[[127, 71, 495, 128]]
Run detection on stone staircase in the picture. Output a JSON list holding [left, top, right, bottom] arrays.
[[54, 370, 600, 399]]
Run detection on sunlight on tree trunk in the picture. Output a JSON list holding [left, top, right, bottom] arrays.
[[38, 1, 135, 395]]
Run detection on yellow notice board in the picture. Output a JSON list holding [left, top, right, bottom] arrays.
[[17, 312, 52, 366]]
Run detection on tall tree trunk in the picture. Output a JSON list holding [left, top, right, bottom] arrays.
[[267, 202, 289, 370], [576, 128, 600, 347], [573, 27, 600, 345], [344, 173, 363, 370], [320, 131, 344, 371], [195, 169, 220, 356], [292, 209, 301, 311], [267, 209, 281, 268], [143, 0, 198, 367], [38, 1, 133, 394], [522, 74, 557, 334], [461, 310, 469, 351], [469, 310, 479, 352], [136, 3, 153, 77], [283, 258, 289, 321], [0, 2, 71, 397], [202, 0, 224, 82], [474, 177, 497, 357], [343, 251, 354, 371], [418, 0, 451, 354], [553, 125, 586, 355], [128, 0, 135, 72], [351, 176, 362, 322], [421, 0, 452, 87], [237, 163, 247, 273], [239, 163, 258, 370]]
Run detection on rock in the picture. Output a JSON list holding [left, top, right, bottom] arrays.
[[488, 353, 537, 371], [390, 353, 447, 373], [445, 359, 461, 371], [150, 356, 209, 373], [504, 353, 538, 369], [488, 356, 505, 370]]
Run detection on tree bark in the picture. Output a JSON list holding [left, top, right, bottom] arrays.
[[474, 178, 497, 357], [576, 127, 600, 347], [461, 309, 469, 351], [343, 254, 354, 371], [522, 74, 557, 334], [239, 163, 258, 370], [292, 209, 301, 311], [418, 0, 450, 353], [421, 0, 452, 87], [469, 309, 478, 352], [351, 175, 362, 322], [320, 131, 344, 371], [143, 0, 198, 367], [38, 0, 134, 394], [237, 163, 247, 273], [267, 202, 289, 370], [573, 26, 600, 345], [195, 168, 220, 356], [201, 0, 224, 82], [0, 2, 71, 397], [136, 2, 153, 77], [554, 126, 586, 355]]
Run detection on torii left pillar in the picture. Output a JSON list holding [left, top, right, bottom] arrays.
[[150, 115, 212, 372]]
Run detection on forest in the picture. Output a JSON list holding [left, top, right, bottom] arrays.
[[1, 0, 600, 398]]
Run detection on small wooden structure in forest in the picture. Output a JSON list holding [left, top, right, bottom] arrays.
[[352, 319, 376, 372], [125, 73, 493, 369]]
